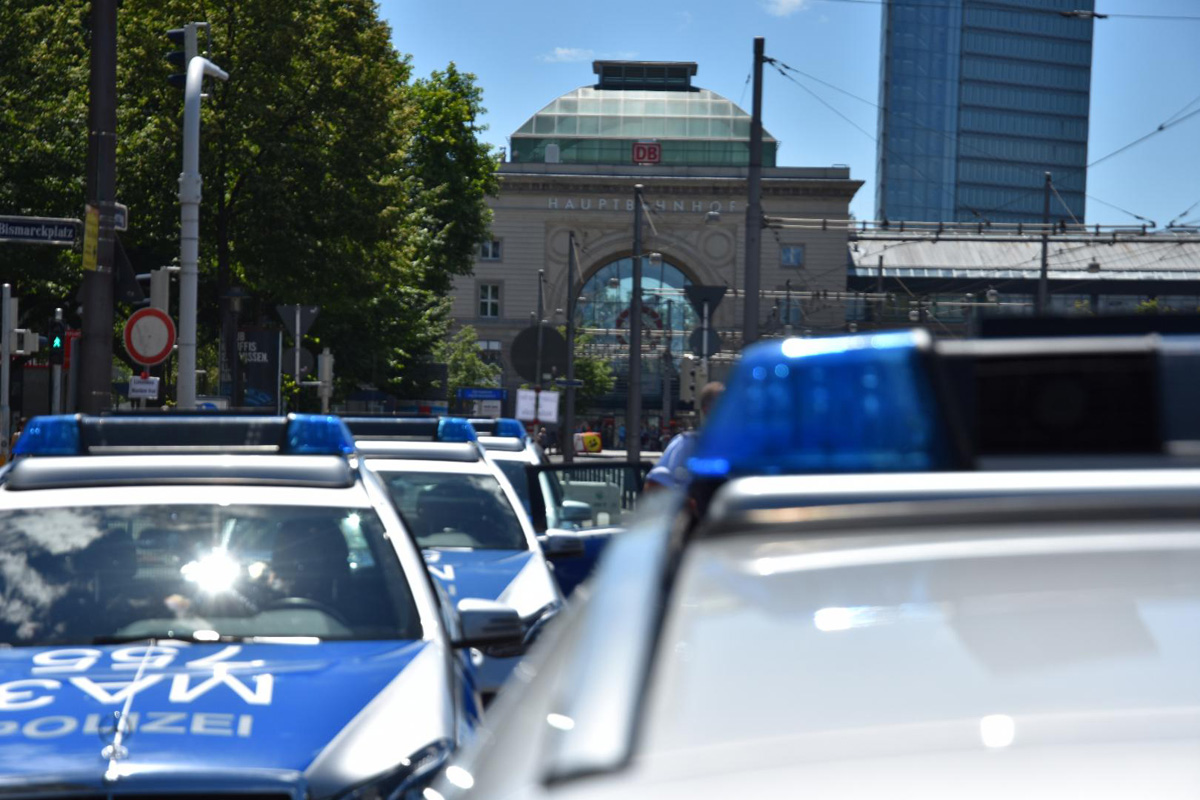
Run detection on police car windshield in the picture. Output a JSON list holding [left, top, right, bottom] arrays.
[[380, 472, 527, 550], [495, 460, 532, 514], [0, 505, 422, 646]]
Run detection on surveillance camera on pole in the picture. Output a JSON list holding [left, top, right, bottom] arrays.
[[171, 24, 228, 409]]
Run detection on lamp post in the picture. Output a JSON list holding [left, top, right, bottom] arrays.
[[564, 231, 578, 463], [627, 184, 645, 462]]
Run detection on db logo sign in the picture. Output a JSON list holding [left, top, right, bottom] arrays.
[[632, 141, 661, 165]]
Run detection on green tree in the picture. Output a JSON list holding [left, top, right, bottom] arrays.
[[0, 0, 498, 398], [559, 328, 614, 415], [434, 325, 500, 401]]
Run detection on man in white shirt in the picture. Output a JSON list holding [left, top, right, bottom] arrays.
[[644, 382, 724, 492]]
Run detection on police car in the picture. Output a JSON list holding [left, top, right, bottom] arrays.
[[0, 413, 524, 798], [471, 418, 650, 598], [341, 417, 577, 697], [431, 329, 1200, 799]]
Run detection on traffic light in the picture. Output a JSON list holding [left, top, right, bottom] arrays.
[[48, 320, 66, 365], [165, 23, 200, 89]]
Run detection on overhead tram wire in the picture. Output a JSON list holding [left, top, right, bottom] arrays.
[[1088, 107, 1200, 169], [1085, 193, 1156, 226], [772, 59, 1161, 226], [772, 58, 1073, 223], [767, 62, 984, 222], [1168, 197, 1200, 229]]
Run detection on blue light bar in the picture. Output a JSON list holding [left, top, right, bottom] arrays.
[[494, 418, 528, 440], [286, 414, 356, 455], [437, 417, 479, 443], [689, 330, 954, 479], [12, 415, 82, 456]]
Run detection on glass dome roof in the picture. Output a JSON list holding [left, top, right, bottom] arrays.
[[510, 84, 778, 168]]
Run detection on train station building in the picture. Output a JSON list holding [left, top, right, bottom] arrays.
[[448, 60, 863, 439]]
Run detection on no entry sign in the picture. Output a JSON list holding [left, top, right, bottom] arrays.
[[123, 307, 176, 366]]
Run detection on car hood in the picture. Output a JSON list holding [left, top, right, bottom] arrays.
[[0, 640, 431, 790], [423, 549, 535, 604]]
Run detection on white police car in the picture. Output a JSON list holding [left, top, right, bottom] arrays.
[[472, 418, 649, 598], [0, 414, 524, 797], [341, 417, 578, 697], [431, 329, 1200, 800]]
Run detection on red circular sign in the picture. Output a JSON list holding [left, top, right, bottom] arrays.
[[123, 308, 176, 366]]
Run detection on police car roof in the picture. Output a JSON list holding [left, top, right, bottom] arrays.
[[354, 440, 482, 462], [341, 416, 477, 443], [476, 436, 526, 453], [3, 455, 356, 491], [688, 330, 1200, 485], [2, 414, 358, 490], [704, 469, 1200, 533]]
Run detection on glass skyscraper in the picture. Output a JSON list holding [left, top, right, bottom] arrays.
[[876, 0, 1094, 224]]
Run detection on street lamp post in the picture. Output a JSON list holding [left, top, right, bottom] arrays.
[[627, 184, 645, 462], [563, 231, 578, 463]]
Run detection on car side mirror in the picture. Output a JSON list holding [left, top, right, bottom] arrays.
[[453, 598, 524, 651], [559, 499, 592, 524], [538, 532, 586, 560]]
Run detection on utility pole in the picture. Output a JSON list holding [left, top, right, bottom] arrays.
[[627, 184, 645, 462], [661, 299, 673, 437], [563, 231, 578, 463], [743, 36, 766, 347], [51, 308, 64, 414], [1037, 171, 1052, 314], [2, 284, 11, 463], [80, 0, 118, 413], [535, 270, 545, 389]]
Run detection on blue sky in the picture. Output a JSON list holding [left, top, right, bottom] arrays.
[[380, 0, 1200, 228]]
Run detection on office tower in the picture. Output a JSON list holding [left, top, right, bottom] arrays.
[[876, 0, 1094, 224]]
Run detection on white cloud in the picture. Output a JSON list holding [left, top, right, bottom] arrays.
[[540, 47, 595, 63], [762, 0, 810, 16]]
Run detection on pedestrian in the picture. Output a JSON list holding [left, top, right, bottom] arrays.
[[644, 382, 725, 492], [537, 426, 548, 450]]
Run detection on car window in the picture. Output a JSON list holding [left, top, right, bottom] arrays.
[[381, 471, 528, 551], [495, 459, 532, 515], [0, 504, 422, 646]]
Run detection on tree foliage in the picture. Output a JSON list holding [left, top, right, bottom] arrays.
[[559, 328, 615, 415], [434, 325, 500, 400], [0, 0, 497, 396]]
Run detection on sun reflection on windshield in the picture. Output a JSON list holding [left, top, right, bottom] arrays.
[[180, 549, 242, 594]]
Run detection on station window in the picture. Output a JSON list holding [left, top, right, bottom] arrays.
[[480, 240, 503, 261], [479, 285, 501, 319], [780, 245, 806, 269], [478, 340, 503, 363]]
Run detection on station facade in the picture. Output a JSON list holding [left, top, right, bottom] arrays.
[[448, 61, 862, 441]]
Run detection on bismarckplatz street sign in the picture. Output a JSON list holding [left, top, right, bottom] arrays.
[[0, 216, 80, 246]]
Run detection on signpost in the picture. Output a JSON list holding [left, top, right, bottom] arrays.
[[82, 206, 100, 271], [277, 304, 320, 391], [515, 389, 538, 422], [128, 375, 160, 399], [537, 390, 560, 424], [456, 387, 506, 402], [0, 216, 81, 246], [123, 307, 176, 367], [684, 285, 727, 377]]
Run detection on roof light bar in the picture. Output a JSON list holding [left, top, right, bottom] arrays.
[[12, 415, 82, 456], [10, 414, 355, 457], [689, 330, 955, 479]]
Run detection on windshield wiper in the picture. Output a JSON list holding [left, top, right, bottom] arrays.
[[91, 633, 249, 645]]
